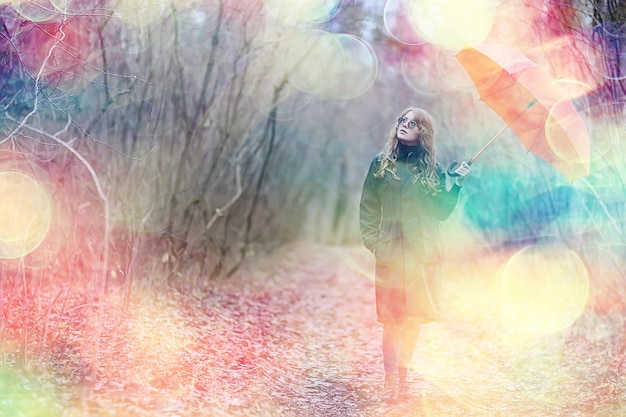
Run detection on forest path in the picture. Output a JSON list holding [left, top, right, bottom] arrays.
[[62, 243, 625, 417]]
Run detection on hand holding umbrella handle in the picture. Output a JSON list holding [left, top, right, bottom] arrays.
[[447, 160, 473, 177]]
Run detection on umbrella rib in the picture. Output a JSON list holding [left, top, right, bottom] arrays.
[[525, 125, 546, 155]]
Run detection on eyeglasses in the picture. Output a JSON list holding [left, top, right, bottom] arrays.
[[398, 117, 418, 129]]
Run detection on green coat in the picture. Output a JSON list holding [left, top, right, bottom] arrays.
[[359, 152, 461, 324]]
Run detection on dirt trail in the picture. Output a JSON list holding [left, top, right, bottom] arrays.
[[183, 242, 394, 417], [55, 242, 626, 417]]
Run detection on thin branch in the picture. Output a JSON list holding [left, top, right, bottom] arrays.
[[205, 163, 243, 231], [1, 18, 67, 145]]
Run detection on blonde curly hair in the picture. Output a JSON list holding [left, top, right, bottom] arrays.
[[374, 107, 441, 194]]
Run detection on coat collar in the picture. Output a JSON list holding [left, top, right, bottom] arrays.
[[396, 142, 423, 161]]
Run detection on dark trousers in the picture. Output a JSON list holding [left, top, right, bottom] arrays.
[[382, 321, 421, 374]]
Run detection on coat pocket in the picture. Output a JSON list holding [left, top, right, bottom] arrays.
[[375, 221, 402, 266]]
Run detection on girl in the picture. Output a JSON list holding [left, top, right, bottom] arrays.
[[359, 107, 470, 403]]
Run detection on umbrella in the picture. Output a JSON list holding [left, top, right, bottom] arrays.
[[448, 42, 590, 181]]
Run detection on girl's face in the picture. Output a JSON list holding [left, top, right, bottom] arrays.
[[396, 111, 420, 145]]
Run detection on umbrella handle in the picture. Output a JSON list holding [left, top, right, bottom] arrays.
[[447, 160, 473, 177]]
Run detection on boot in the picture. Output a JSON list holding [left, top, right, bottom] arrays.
[[398, 367, 410, 400], [382, 373, 398, 403]]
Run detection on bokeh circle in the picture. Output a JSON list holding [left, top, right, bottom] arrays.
[[0, 171, 52, 259], [498, 244, 589, 335]]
